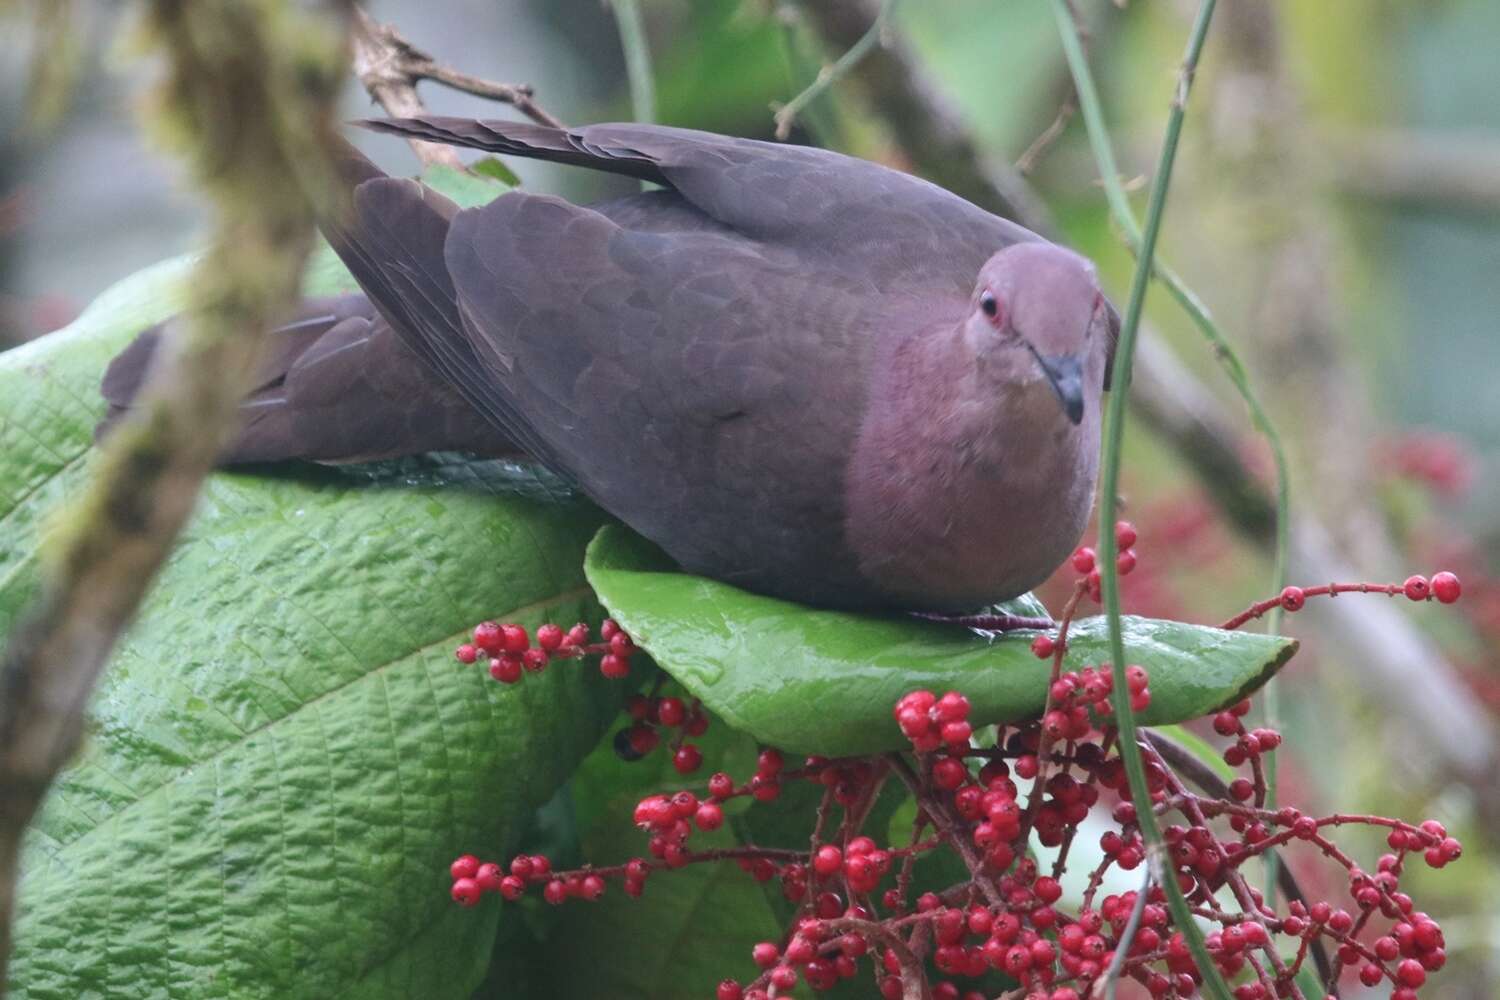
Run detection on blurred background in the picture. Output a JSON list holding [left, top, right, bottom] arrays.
[[3, 0, 1498, 992]]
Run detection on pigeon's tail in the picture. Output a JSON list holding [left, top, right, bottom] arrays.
[[96, 141, 522, 466], [96, 292, 519, 465]]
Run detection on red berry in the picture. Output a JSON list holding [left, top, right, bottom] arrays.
[[450, 854, 480, 880], [542, 879, 567, 905], [1116, 548, 1137, 576], [1396, 959, 1426, 988], [932, 757, 968, 790], [1279, 586, 1305, 612], [695, 802, 724, 831], [450, 877, 481, 906], [708, 772, 735, 799], [1431, 571, 1461, 604], [499, 623, 529, 652], [489, 655, 522, 684], [475, 862, 503, 892], [758, 748, 785, 776], [1031, 635, 1056, 659], [672, 744, 703, 774], [472, 621, 504, 653], [1071, 546, 1096, 574], [580, 874, 606, 900], [600, 618, 622, 640], [455, 643, 479, 664], [814, 845, 843, 876], [536, 623, 564, 650], [1115, 520, 1137, 549], [1403, 575, 1430, 601], [599, 653, 630, 679], [934, 691, 971, 722], [656, 697, 687, 727], [499, 875, 525, 900], [717, 980, 743, 1000], [627, 725, 660, 756], [752, 942, 780, 968], [521, 648, 549, 673]]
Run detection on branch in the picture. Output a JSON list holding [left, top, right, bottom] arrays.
[[0, 0, 350, 984], [1085, 2, 1230, 995], [1326, 128, 1500, 215], [350, 7, 564, 169], [1146, 730, 1334, 990], [792, 0, 1055, 235], [775, 0, 898, 140]]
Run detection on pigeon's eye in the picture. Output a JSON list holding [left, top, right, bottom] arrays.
[[979, 290, 1004, 326]]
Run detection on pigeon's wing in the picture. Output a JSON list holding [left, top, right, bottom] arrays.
[[441, 189, 888, 598], [362, 117, 1038, 295], [366, 118, 1123, 388], [97, 295, 515, 463], [318, 146, 576, 475]]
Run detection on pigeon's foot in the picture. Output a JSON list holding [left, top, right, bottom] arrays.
[[912, 611, 1055, 632]]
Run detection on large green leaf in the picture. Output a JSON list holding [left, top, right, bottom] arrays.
[[4, 168, 626, 998], [584, 526, 1299, 756]]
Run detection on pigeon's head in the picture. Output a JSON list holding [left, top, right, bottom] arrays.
[[964, 243, 1117, 426]]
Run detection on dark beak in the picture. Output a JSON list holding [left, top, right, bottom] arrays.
[[1035, 352, 1085, 425]]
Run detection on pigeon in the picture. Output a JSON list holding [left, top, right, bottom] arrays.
[[101, 118, 1118, 613]]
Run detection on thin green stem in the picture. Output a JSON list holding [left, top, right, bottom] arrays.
[[1054, 0, 1232, 997], [608, 0, 656, 127], [774, 0, 898, 140], [1051, 0, 1290, 902]]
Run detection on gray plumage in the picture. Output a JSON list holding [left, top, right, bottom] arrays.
[[101, 118, 1118, 612]]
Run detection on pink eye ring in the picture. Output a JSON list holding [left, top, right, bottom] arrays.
[[979, 290, 1004, 326]]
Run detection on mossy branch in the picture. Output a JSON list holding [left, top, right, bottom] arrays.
[[0, 0, 349, 986]]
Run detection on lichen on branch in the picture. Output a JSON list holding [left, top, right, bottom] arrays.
[[0, 0, 350, 984]]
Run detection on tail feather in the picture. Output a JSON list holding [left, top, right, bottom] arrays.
[[96, 293, 516, 464]]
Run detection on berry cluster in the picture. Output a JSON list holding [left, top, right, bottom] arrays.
[[1069, 520, 1139, 603], [454, 617, 638, 683], [616, 691, 712, 772], [444, 538, 1470, 998]]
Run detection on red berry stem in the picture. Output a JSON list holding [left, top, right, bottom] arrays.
[[1219, 572, 1462, 631]]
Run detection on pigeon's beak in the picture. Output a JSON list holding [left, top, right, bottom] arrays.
[[1035, 352, 1085, 425]]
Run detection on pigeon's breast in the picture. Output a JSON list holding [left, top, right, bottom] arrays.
[[843, 349, 1102, 612]]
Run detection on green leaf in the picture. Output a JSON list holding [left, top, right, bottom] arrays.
[[584, 526, 1299, 756], [4, 170, 621, 998], [470, 157, 522, 188]]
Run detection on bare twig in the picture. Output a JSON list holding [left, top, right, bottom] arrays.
[[793, 0, 1053, 231], [1146, 729, 1333, 990], [0, 0, 350, 985], [775, 0, 897, 140], [350, 7, 564, 169], [1015, 0, 1086, 175]]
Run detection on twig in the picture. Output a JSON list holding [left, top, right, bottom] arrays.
[[1146, 730, 1334, 991], [793, 0, 1053, 229], [775, 0, 897, 140], [1098, 866, 1151, 1000], [1015, 0, 1086, 175], [1080, 1, 1230, 996], [1048, 0, 1298, 900], [606, 0, 656, 126], [0, 0, 349, 985], [349, 7, 564, 169]]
